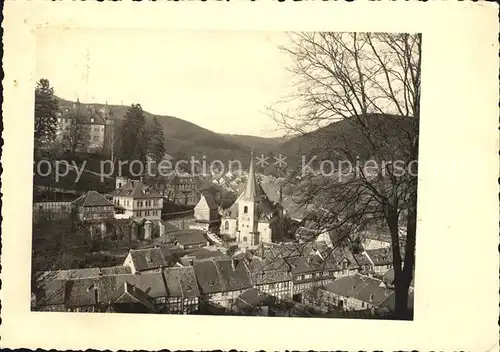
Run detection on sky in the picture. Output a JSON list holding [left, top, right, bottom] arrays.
[[36, 28, 298, 137]]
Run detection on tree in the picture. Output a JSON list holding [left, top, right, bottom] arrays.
[[66, 113, 90, 153], [147, 116, 166, 163], [119, 104, 147, 175], [34, 79, 59, 152], [271, 32, 421, 319]]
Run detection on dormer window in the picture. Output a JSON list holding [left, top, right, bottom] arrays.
[[208, 280, 215, 287], [369, 293, 374, 302]]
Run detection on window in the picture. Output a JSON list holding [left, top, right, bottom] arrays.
[[244, 206, 248, 214], [224, 221, 229, 230]]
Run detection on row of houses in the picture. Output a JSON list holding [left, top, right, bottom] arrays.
[[34, 238, 397, 314]]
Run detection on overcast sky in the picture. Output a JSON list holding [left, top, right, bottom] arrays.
[[36, 28, 297, 137]]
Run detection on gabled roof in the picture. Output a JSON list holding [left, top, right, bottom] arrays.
[[163, 266, 201, 298], [234, 287, 271, 312], [114, 272, 167, 299], [194, 260, 224, 294], [111, 180, 162, 199], [365, 248, 393, 266], [99, 266, 132, 276], [200, 193, 218, 210], [214, 259, 252, 292], [170, 230, 208, 247], [35, 276, 67, 306], [72, 190, 114, 207], [127, 248, 168, 271], [111, 282, 155, 310], [64, 278, 100, 308], [324, 274, 396, 309]]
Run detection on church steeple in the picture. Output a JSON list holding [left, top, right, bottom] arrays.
[[240, 149, 260, 201]]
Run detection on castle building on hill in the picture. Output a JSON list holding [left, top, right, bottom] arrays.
[[55, 100, 115, 153], [220, 152, 280, 246]]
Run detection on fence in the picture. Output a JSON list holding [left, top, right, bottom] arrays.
[[33, 201, 73, 223]]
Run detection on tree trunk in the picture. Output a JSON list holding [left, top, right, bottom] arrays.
[[394, 276, 411, 319]]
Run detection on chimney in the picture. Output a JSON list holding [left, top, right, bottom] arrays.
[[144, 220, 152, 240]]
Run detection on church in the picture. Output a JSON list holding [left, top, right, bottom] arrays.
[[220, 153, 281, 246]]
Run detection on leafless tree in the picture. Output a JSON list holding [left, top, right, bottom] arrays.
[[270, 32, 421, 319], [66, 119, 91, 153]]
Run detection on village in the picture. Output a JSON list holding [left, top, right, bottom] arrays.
[[32, 108, 413, 318]]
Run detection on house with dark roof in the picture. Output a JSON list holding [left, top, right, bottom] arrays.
[[364, 248, 393, 274], [193, 258, 253, 312], [318, 274, 397, 312], [244, 256, 293, 302], [233, 287, 273, 315], [179, 248, 224, 266], [193, 193, 221, 234], [169, 229, 210, 250], [110, 178, 163, 221], [123, 248, 168, 274], [162, 266, 200, 314], [106, 281, 156, 313], [72, 190, 115, 222]]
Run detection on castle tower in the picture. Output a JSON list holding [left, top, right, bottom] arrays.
[[237, 151, 262, 246]]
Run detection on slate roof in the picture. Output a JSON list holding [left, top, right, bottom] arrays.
[[163, 266, 201, 298], [114, 272, 167, 299], [35, 277, 67, 306], [99, 266, 132, 276], [127, 248, 168, 271], [64, 278, 100, 308], [193, 260, 224, 294], [112, 282, 155, 310], [234, 287, 271, 311], [250, 268, 292, 285], [37, 268, 101, 281], [214, 259, 252, 292], [110, 180, 162, 199], [170, 230, 208, 247], [72, 191, 114, 207], [183, 248, 224, 261], [365, 248, 393, 266], [201, 193, 219, 210], [324, 274, 396, 309]]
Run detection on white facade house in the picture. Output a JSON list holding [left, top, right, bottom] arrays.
[[110, 178, 163, 221]]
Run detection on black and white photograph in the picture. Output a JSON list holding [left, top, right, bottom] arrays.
[[2, 2, 499, 351], [31, 29, 420, 320]]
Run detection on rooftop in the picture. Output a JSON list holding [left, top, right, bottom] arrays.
[[72, 190, 114, 208], [127, 247, 168, 271], [111, 180, 163, 199]]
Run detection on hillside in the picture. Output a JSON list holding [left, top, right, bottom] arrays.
[[277, 113, 415, 168], [57, 98, 253, 165], [223, 134, 286, 154]]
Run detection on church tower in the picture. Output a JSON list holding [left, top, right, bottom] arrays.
[[237, 151, 262, 246]]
